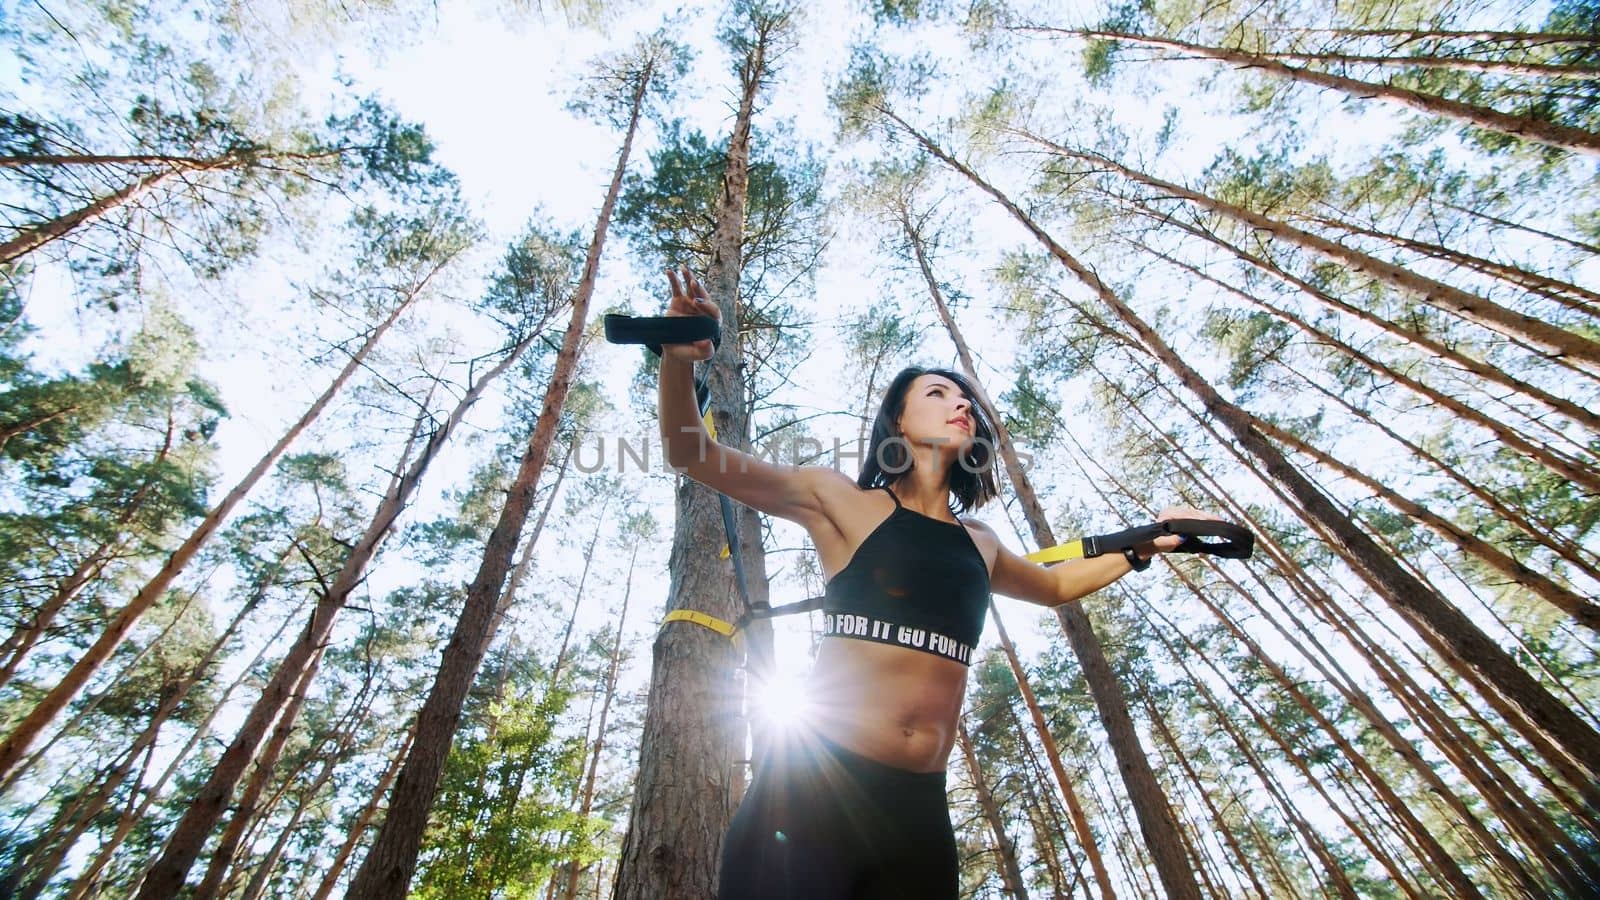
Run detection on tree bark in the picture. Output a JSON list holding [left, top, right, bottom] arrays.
[[343, 59, 656, 900], [614, 16, 787, 900]]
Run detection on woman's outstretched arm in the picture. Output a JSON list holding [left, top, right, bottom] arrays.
[[972, 506, 1220, 607]]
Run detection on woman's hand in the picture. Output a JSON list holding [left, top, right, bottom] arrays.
[[1135, 506, 1225, 560], [663, 263, 719, 363]]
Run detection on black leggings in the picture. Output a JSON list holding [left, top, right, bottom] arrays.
[[717, 728, 959, 900]]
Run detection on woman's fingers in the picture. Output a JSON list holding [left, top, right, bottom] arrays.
[[666, 267, 685, 306]]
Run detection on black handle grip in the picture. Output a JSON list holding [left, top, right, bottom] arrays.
[[603, 314, 721, 357], [1085, 519, 1253, 560]]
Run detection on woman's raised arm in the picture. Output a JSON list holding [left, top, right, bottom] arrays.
[[656, 265, 842, 529]]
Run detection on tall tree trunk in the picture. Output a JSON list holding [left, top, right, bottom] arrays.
[[0, 434, 168, 689], [134, 332, 532, 899], [560, 548, 636, 900], [0, 279, 429, 783], [1019, 131, 1600, 367], [1256, 416, 1600, 630], [13, 543, 292, 895], [192, 645, 328, 900], [898, 191, 1196, 896], [1130, 224, 1600, 437], [344, 59, 657, 900], [1150, 366, 1600, 818], [1150, 620, 1367, 900], [310, 722, 417, 900], [1141, 697, 1272, 899], [957, 720, 1031, 899], [1062, 29, 1600, 156], [989, 604, 1116, 899], [1301, 212, 1600, 315], [889, 109, 1600, 782], [614, 15, 787, 899], [64, 598, 306, 900]]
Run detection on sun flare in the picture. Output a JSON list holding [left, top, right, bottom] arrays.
[[752, 672, 813, 730]]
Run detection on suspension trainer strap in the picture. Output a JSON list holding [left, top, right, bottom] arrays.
[[605, 313, 761, 639], [1025, 519, 1253, 565]]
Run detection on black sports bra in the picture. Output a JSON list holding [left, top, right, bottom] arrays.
[[820, 485, 991, 665]]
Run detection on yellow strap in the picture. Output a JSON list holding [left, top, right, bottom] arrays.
[[662, 609, 737, 637], [703, 410, 717, 440], [1025, 539, 1088, 566]]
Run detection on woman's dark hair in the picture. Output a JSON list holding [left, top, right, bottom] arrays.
[[857, 366, 1000, 514]]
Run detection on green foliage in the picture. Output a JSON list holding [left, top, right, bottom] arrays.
[[414, 683, 598, 899], [615, 121, 826, 297]]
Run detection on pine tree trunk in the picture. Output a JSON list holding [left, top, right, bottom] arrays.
[[892, 113, 1600, 782], [343, 64, 654, 900], [1133, 226, 1600, 436], [1142, 698, 1272, 899], [135, 332, 530, 899], [0, 282, 427, 783], [309, 723, 417, 900], [1157, 372, 1600, 820], [1071, 29, 1600, 156], [192, 645, 327, 899], [990, 605, 1117, 899], [0, 167, 182, 264], [64, 598, 305, 900], [614, 18, 785, 899], [1257, 416, 1600, 629], [1302, 212, 1600, 314], [957, 720, 1031, 898], [13, 544, 291, 895], [561, 549, 636, 900], [1153, 624, 1366, 900]]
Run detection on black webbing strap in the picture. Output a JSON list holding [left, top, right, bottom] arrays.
[[605, 312, 760, 628]]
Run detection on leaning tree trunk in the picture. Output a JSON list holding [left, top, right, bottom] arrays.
[[613, 17, 784, 900], [0, 280, 429, 784], [891, 107, 1600, 783], [560, 547, 636, 900], [1067, 28, 1600, 156], [900, 200, 1198, 897], [343, 63, 655, 900], [1131, 226, 1600, 438], [990, 605, 1117, 899], [957, 720, 1031, 899], [135, 332, 534, 899], [310, 722, 417, 900]]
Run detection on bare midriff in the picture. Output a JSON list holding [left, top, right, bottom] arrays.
[[807, 636, 967, 773]]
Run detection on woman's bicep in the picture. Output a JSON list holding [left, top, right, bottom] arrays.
[[673, 440, 837, 526], [986, 538, 1061, 607]]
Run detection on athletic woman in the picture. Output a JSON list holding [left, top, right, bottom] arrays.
[[657, 265, 1217, 899]]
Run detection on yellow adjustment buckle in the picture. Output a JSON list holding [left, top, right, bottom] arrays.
[[662, 609, 737, 638], [1025, 539, 1087, 566]]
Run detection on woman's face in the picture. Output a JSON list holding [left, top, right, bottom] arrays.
[[896, 374, 977, 455]]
